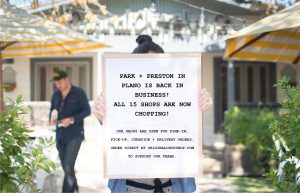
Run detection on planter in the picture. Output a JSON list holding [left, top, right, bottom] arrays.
[[224, 145, 244, 176], [3, 83, 16, 92], [224, 145, 263, 176]]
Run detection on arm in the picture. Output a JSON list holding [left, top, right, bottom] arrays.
[[49, 93, 55, 122], [198, 88, 213, 112], [94, 94, 106, 125], [72, 89, 91, 123], [60, 90, 92, 128]]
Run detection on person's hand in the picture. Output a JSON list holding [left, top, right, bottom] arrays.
[[49, 109, 58, 126], [60, 117, 73, 128], [94, 94, 106, 123], [49, 119, 57, 126], [199, 88, 213, 112]]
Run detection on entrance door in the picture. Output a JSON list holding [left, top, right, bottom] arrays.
[[31, 58, 93, 101], [214, 58, 276, 133]]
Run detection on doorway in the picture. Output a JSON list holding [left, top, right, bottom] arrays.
[[31, 58, 93, 101]]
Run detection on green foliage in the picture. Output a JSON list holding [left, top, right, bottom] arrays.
[[0, 96, 56, 193], [224, 106, 277, 174], [269, 77, 300, 192]]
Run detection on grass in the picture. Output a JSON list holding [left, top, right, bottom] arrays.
[[229, 177, 276, 193]]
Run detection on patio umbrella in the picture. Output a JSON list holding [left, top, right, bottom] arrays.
[[0, 2, 109, 111], [224, 1, 300, 64]]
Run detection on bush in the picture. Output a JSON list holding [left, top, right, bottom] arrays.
[[0, 96, 55, 193], [268, 77, 300, 192], [224, 106, 277, 174]]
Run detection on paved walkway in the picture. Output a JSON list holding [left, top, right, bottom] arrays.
[[196, 178, 237, 193], [72, 118, 237, 193]]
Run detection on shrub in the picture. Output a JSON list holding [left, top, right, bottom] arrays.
[[224, 106, 277, 174], [268, 77, 300, 192], [0, 96, 55, 193]]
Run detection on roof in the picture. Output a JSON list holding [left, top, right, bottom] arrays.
[[14, 0, 260, 18], [178, 0, 259, 16]]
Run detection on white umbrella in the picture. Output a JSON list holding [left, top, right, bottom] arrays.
[[0, 2, 109, 111], [224, 1, 300, 64]]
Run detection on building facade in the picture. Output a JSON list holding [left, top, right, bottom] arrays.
[[4, 0, 300, 146]]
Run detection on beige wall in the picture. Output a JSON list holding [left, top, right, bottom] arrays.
[[94, 51, 103, 99], [3, 57, 31, 101], [276, 63, 300, 102], [201, 52, 225, 146]]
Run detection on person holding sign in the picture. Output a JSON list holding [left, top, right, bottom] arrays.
[[95, 35, 213, 193]]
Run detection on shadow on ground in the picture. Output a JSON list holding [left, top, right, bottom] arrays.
[[229, 177, 275, 193]]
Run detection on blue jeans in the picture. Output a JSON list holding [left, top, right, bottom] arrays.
[[57, 137, 82, 193]]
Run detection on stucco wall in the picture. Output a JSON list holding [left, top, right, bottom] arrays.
[[3, 57, 31, 101], [201, 52, 224, 146], [276, 63, 300, 102]]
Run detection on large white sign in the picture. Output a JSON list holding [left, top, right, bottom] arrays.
[[103, 53, 202, 179]]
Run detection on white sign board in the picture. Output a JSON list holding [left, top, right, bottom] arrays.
[[103, 53, 202, 179]]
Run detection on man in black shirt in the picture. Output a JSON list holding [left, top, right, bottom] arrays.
[[50, 68, 91, 193]]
